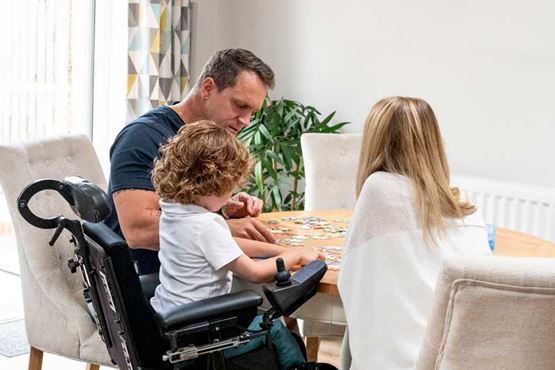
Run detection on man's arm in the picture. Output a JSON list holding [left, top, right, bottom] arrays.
[[113, 189, 161, 250], [226, 217, 277, 243], [114, 189, 278, 253], [233, 237, 285, 258]]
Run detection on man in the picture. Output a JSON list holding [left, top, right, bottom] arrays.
[[105, 49, 283, 275]]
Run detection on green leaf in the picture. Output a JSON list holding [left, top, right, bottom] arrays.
[[254, 161, 264, 194], [253, 131, 262, 146], [320, 111, 336, 127], [271, 186, 283, 211], [326, 122, 350, 132], [258, 123, 273, 141], [280, 142, 293, 169], [265, 150, 285, 167]]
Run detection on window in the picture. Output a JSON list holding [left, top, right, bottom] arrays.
[[0, 0, 95, 144], [0, 0, 97, 244]]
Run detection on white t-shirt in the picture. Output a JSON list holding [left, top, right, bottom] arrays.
[[150, 201, 243, 313], [338, 172, 492, 370]]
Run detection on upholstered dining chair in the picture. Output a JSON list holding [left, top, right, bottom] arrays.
[[299, 133, 361, 360], [301, 133, 362, 211], [0, 135, 113, 370], [415, 256, 555, 370]]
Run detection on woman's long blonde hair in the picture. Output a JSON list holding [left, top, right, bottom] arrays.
[[356, 96, 475, 241]]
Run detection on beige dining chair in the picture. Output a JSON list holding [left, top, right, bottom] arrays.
[[415, 255, 555, 370], [301, 133, 361, 211], [299, 133, 361, 360], [0, 135, 113, 370]]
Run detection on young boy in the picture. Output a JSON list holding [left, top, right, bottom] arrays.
[[150, 120, 322, 369]]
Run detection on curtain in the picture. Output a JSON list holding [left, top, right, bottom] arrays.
[[127, 0, 191, 122], [1, 0, 94, 144]]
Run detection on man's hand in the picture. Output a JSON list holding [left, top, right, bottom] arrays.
[[226, 217, 276, 244], [222, 192, 263, 218]]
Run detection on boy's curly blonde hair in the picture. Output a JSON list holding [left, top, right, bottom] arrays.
[[152, 120, 252, 204]]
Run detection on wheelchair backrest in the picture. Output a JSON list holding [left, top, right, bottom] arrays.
[[82, 222, 168, 370]]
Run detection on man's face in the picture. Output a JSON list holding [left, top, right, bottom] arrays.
[[200, 71, 268, 136]]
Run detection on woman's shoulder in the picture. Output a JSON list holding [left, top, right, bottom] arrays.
[[346, 172, 417, 247], [359, 171, 411, 203], [363, 171, 409, 188]]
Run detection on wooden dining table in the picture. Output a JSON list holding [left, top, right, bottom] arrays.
[[257, 210, 555, 296]]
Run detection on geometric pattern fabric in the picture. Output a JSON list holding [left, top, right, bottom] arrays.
[[127, 0, 190, 122]]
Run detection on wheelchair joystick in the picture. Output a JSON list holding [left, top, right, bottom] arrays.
[[275, 258, 291, 287]]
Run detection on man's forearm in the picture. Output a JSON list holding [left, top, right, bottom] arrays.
[[234, 237, 286, 258], [120, 209, 161, 250], [113, 189, 161, 250]]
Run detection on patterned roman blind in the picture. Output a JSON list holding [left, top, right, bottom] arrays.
[[126, 0, 191, 122]]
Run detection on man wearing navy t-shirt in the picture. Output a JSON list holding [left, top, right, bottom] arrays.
[[105, 49, 284, 275]]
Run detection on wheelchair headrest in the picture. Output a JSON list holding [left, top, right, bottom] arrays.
[[62, 176, 111, 223], [18, 176, 111, 229]]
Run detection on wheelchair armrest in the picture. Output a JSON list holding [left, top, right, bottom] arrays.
[[139, 273, 160, 301], [263, 259, 327, 318], [156, 290, 262, 331]]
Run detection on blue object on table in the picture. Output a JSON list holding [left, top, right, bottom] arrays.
[[487, 224, 496, 251]]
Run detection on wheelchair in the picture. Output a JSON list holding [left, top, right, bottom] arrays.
[[17, 176, 338, 370]]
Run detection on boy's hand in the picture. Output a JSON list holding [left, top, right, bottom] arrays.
[[222, 192, 264, 218], [298, 248, 326, 266]]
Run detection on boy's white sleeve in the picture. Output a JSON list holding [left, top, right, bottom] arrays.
[[198, 216, 244, 271]]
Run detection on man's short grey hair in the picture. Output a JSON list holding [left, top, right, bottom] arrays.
[[196, 49, 275, 90]]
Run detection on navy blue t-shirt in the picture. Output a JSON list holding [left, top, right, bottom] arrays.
[[104, 105, 184, 275]]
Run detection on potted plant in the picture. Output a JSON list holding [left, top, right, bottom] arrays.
[[238, 97, 349, 212]]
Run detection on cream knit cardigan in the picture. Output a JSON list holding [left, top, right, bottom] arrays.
[[338, 172, 491, 370]]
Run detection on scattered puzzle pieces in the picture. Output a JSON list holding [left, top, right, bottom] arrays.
[[264, 216, 350, 269], [317, 246, 343, 270]]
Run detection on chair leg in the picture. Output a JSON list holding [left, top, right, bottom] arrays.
[[86, 364, 100, 370], [305, 336, 321, 362], [284, 316, 299, 334], [28, 346, 43, 370]]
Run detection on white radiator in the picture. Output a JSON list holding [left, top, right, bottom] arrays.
[[451, 174, 555, 243]]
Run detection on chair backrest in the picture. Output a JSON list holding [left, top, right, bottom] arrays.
[[451, 174, 555, 243], [0, 135, 112, 365], [416, 256, 555, 370], [301, 133, 361, 210], [82, 222, 167, 370]]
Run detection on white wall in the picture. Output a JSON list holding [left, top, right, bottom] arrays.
[[193, 0, 555, 187]]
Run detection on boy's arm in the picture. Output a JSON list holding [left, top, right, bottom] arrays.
[[226, 248, 323, 284], [233, 237, 286, 258]]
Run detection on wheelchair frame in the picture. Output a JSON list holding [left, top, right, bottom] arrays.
[[17, 176, 332, 370]]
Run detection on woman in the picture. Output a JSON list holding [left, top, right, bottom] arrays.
[[338, 97, 491, 369]]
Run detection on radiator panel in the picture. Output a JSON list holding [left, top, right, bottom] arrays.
[[452, 175, 555, 243]]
